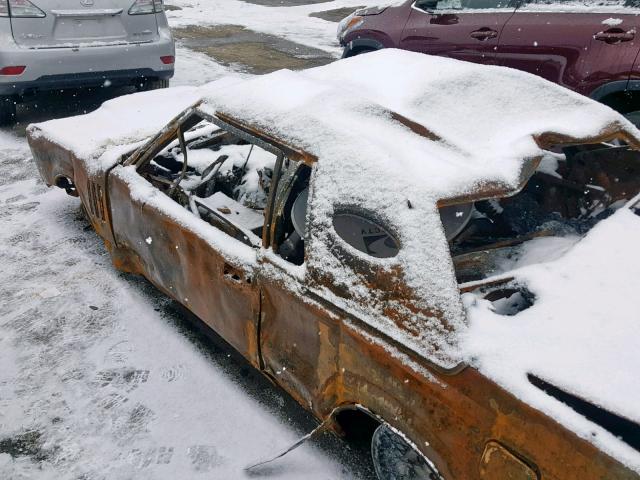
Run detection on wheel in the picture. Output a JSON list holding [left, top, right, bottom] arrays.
[[0, 96, 17, 126], [371, 424, 440, 480], [136, 78, 170, 91]]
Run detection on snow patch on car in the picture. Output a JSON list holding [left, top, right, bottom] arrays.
[[603, 17, 624, 26], [463, 205, 640, 472]]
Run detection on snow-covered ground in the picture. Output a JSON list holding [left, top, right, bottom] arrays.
[[0, 2, 378, 478], [165, 0, 374, 55]]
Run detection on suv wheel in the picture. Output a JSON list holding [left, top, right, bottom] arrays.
[[0, 96, 17, 126]]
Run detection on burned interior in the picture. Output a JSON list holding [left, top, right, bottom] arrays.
[[446, 144, 640, 286], [134, 113, 314, 265]]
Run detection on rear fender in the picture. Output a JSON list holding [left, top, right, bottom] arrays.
[[27, 126, 117, 246], [27, 127, 75, 188]]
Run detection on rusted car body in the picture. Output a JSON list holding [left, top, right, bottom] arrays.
[[28, 50, 640, 479]]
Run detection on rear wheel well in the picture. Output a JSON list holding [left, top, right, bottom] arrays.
[[54, 176, 78, 197], [333, 407, 380, 449]]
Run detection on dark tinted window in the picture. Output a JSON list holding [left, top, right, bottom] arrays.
[[521, 0, 638, 7], [416, 0, 513, 10]]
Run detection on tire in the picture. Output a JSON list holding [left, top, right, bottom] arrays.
[[137, 78, 170, 91], [0, 96, 17, 126], [371, 424, 441, 480]]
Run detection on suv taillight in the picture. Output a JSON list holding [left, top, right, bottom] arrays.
[[0, 66, 26, 75], [6, 0, 45, 18], [128, 0, 163, 15]]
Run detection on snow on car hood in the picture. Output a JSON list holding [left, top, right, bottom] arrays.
[[463, 202, 640, 472]]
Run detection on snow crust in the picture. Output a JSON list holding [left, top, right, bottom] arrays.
[[27, 86, 200, 173], [463, 206, 640, 472]]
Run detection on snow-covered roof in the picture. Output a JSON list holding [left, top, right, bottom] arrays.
[[199, 50, 640, 373], [199, 49, 640, 204]]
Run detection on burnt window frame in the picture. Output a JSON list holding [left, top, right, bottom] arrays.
[[123, 109, 287, 249]]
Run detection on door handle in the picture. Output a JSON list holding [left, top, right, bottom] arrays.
[[594, 29, 635, 44], [470, 29, 498, 41]]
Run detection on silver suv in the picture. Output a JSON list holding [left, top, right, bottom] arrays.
[[0, 0, 175, 125]]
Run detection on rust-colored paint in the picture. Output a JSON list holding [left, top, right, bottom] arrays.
[[479, 441, 538, 480], [28, 114, 640, 480], [108, 166, 262, 366]]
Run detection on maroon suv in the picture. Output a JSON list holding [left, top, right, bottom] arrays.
[[339, 0, 640, 116]]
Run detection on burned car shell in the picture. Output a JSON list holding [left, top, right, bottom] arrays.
[[28, 51, 640, 479]]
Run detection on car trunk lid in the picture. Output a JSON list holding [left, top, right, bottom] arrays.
[[10, 0, 159, 48]]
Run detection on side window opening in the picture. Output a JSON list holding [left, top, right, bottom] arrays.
[[447, 144, 640, 286], [271, 160, 311, 266], [332, 211, 400, 259], [137, 114, 277, 247]]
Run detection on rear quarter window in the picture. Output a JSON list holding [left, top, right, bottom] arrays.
[[332, 212, 400, 259]]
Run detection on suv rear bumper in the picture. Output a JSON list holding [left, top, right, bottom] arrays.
[[0, 36, 174, 96]]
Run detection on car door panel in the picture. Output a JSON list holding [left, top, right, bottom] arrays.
[[258, 261, 341, 417], [108, 165, 261, 367], [498, 7, 640, 95], [399, 1, 517, 64]]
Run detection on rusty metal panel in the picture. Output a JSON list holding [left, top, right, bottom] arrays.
[[259, 265, 341, 416], [328, 318, 640, 479], [108, 166, 261, 366], [27, 127, 75, 188], [479, 441, 538, 480]]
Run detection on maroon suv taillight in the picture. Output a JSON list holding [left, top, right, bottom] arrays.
[[160, 56, 174, 65], [0, 66, 26, 75]]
